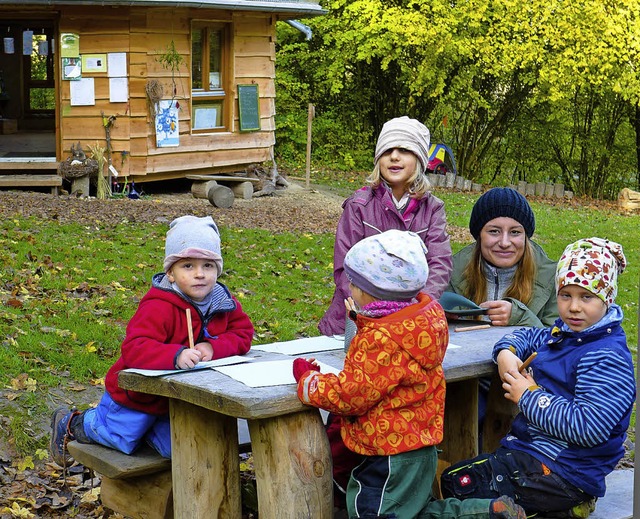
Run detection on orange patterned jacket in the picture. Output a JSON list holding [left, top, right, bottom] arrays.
[[298, 293, 448, 456]]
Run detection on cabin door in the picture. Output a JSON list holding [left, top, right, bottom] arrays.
[[0, 18, 57, 162]]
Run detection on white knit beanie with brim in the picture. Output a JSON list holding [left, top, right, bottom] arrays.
[[344, 229, 429, 301], [163, 215, 223, 274], [373, 116, 431, 170]]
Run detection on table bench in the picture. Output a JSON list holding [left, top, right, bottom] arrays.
[[67, 441, 173, 519]]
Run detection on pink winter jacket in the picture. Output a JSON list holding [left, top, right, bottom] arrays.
[[318, 185, 453, 336]]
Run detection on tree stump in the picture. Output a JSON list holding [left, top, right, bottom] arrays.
[[191, 180, 217, 199], [619, 188, 640, 212], [207, 184, 234, 208], [231, 181, 254, 200]]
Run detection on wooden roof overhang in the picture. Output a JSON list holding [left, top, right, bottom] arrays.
[[0, 0, 326, 18]]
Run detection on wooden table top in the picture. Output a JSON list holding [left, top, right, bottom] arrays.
[[118, 324, 523, 421]]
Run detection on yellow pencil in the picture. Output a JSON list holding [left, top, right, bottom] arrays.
[[519, 352, 538, 373], [454, 324, 491, 333], [186, 308, 195, 349]]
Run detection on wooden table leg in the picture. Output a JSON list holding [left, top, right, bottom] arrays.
[[482, 371, 518, 453], [440, 378, 478, 464], [248, 409, 333, 519], [170, 400, 241, 518]]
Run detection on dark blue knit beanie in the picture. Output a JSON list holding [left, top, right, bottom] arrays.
[[469, 187, 535, 240]]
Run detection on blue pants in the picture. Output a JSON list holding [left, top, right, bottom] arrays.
[[82, 392, 171, 458]]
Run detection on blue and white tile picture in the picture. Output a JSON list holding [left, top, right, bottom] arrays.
[[155, 100, 179, 147]]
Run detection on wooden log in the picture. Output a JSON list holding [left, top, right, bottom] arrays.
[[455, 176, 466, 190], [101, 470, 173, 519], [170, 400, 241, 518], [440, 378, 478, 463], [207, 184, 234, 208], [525, 183, 536, 196], [517, 180, 527, 194], [231, 181, 253, 200], [471, 183, 483, 192], [248, 410, 333, 518], [553, 183, 565, 198], [544, 183, 555, 197], [535, 182, 545, 196], [618, 188, 640, 211], [463, 179, 472, 191], [191, 180, 217, 199], [444, 172, 456, 188], [71, 175, 91, 196], [481, 372, 518, 453]]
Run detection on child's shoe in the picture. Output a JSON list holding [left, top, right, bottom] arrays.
[[490, 496, 526, 519], [49, 407, 78, 467]]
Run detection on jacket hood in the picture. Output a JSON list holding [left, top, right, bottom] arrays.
[[356, 293, 448, 370]]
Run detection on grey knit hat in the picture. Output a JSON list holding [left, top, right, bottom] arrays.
[[343, 230, 428, 301], [374, 116, 431, 170], [469, 187, 535, 240], [163, 215, 223, 274]]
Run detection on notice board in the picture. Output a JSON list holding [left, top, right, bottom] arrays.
[[238, 84, 260, 132]]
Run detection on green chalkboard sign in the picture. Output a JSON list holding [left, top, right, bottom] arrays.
[[238, 84, 261, 132]]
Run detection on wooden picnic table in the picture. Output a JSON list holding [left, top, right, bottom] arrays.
[[118, 323, 521, 519]]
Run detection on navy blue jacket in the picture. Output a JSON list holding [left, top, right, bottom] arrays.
[[493, 305, 635, 497]]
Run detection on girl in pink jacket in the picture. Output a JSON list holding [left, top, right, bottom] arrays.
[[319, 116, 453, 337]]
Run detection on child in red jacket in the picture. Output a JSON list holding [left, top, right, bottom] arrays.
[[294, 230, 525, 519], [50, 215, 253, 466]]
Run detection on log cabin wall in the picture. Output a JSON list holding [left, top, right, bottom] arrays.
[[58, 6, 277, 182]]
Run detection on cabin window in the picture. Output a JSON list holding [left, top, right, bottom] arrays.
[[24, 30, 55, 115], [191, 23, 230, 132]]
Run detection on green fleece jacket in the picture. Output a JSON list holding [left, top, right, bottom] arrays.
[[447, 241, 558, 328]]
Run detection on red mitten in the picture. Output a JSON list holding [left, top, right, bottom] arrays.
[[293, 358, 320, 382]]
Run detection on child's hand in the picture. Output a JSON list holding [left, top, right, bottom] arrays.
[[480, 300, 513, 326], [194, 341, 213, 362], [293, 357, 320, 382], [176, 348, 202, 370], [501, 369, 536, 404], [496, 349, 520, 381]]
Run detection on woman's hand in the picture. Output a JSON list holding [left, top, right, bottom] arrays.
[[480, 300, 513, 326]]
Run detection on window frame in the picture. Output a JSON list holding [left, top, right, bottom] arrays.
[[190, 21, 231, 134]]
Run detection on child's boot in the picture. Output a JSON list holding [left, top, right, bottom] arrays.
[[490, 496, 526, 519], [49, 406, 90, 467]]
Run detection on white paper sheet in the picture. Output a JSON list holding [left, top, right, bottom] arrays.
[[251, 335, 343, 355], [108, 52, 127, 77], [109, 77, 129, 103], [124, 355, 252, 377], [70, 78, 95, 106], [214, 359, 341, 388]]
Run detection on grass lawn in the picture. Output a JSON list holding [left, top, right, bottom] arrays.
[[0, 185, 638, 461]]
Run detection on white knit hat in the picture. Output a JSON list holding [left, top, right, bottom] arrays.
[[374, 116, 431, 170], [344, 230, 429, 301], [163, 215, 223, 274]]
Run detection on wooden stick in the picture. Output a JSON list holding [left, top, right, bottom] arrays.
[[519, 352, 538, 373], [454, 324, 491, 333], [186, 308, 195, 349]]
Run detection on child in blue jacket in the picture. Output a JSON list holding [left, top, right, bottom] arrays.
[[441, 237, 635, 517]]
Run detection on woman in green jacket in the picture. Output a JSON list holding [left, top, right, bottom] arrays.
[[447, 187, 557, 328]]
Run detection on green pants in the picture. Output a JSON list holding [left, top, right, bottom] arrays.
[[345, 445, 498, 518]]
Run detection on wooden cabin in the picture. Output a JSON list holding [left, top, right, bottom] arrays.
[[0, 0, 323, 192]]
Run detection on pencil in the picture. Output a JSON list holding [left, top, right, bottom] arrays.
[[186, 308, 195, 349], [519, 352, 538, 373], [454, 324, 491, 333]]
